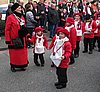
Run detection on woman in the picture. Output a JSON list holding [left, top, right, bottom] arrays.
[[25, 3, 37, 48], [5, 3, 29, 72]]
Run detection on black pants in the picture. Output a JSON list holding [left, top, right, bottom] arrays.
[[83, 38, 93, 52], [34, 53, 45, 65], [56, 67, 68, 84], [93, 36, 100, 50], [69, 50, 75, 65], [74, 41, 80, 55]]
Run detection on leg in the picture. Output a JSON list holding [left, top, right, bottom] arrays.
[[69, 50, 75, 65], [93, 36, 97, 49], [34, 53, 40, 66], [83, 38, 88, 53], [39, 54, 45, 66], [74, 41, 80, 58], [56, 67, 67, 89], [89, 38, 93, 54]]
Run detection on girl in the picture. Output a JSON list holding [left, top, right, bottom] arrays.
[[49, 28, 72, 89], [28, 26, 48, 67]]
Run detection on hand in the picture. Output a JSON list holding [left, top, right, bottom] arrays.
[[28, 38, 31, 40], [61, 56, 65, 60], [0, 37, 1, 41]]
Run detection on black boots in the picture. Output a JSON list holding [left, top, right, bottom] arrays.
[[11, 67, 16, 72], [54, 82, 66, 89]]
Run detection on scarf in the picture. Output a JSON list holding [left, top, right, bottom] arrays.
[[65, 25, 74, 32]]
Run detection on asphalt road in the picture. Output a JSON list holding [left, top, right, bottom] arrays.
[[0, 37, 100, 92]]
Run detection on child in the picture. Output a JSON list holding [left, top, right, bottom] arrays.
[[93, 12, 100, 52], [83, 14, 96, 54], [74, 13, 85, 58], [49, 28, 72, 89], [65, 17, 77, 65], [28, 26, 48, 66]]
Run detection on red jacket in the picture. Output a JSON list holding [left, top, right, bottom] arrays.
[[94, 19, 100, 37], [29, 35, 48, 49], [5, 14, 27, 47], [69, 27, 77, 50], [49, 36, 72, 68], [84, 21, 96, 38]]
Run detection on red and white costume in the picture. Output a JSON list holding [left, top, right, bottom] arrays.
[[84, 20, 96, 38], [49, 35, 72, 68]]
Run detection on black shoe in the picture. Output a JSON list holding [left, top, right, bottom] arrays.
[[82, 50, 88, 53], [41, 64, 44, 67], [54, 82, 60, 86], [56, 84, 66, 89], [89, 51, 92, 54], [11, 67, 16, 72], [74, 54, 79, 58], [35, 63, 40, 66], [98, 49, 100, 52]]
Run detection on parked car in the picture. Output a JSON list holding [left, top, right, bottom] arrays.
[[0, 4, 8, 20]]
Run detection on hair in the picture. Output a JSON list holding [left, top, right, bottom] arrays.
[[26, 3, 32, 11]]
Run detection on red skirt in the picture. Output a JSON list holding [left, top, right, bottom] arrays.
[[9, 48, 28, 68]]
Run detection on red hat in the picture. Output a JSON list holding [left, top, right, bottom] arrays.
[[58, 1, 62, 5], [34, 26, 44, 32], [55, 27, 63, 33], [58, 28, 69, 36], [66, 17, 74, 24], [74, 12, 82, 17]]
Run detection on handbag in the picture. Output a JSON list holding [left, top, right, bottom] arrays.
[[12, 37, 24, 49]]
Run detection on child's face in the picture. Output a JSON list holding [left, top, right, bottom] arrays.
[[36, 31, 43, 36], [65, 22, 71, 27], [74, 15, 80, 21], [59, 32, 66, 39]]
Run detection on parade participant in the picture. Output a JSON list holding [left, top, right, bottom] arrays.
[[93, 12, 100, 52], [83, 14, 96, 54], [65, 17, 77, 65], [5, 3, 29, 72], [28, 26, 48, 67], [49, 27, 63, 67], [49, 28, 72, 89], [74, 12, 85, 58]]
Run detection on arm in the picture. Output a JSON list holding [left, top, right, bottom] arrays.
[[49, 36, 56, 49], [5, 16, 12, 44], [70, 28, 77, 50], [43, 36, 48, 49], [62, 42, 72, 62]]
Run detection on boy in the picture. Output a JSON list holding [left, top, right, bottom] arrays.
[[65, 17, 77, 65], [49, 28, 72, 89], [74, 13, 85, 58], [83, 14, 96, 54]]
